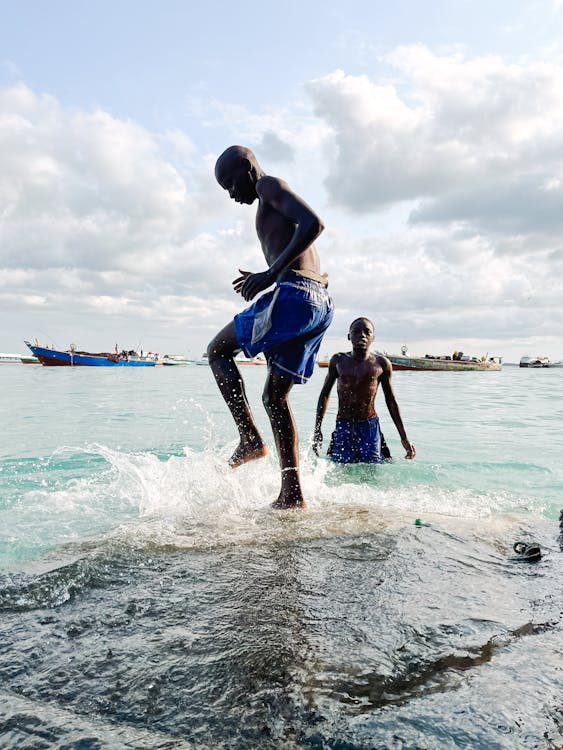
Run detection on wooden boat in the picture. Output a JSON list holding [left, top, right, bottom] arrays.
[[387, 355, 502, 371], [25, 341, 157, 367], [386, 350, 502, 371], [318, 347, 502, 371]]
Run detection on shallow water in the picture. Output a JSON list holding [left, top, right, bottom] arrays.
[[1, 365, 562, 749]]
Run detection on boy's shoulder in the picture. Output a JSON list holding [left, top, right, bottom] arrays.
[[256, 174, 290, 198]]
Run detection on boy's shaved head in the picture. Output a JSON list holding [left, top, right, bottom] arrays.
[[349, 317, 374, 332], [215, 145, 256, 179]]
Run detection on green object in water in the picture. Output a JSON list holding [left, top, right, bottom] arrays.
[[415, 518, 431, 527]]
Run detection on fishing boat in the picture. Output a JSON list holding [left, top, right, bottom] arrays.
[[384, 346, 502, 372], [25, 341, 157, 367], [519, 355, 551, 368]]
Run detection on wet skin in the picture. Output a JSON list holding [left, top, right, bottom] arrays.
[[313, 318, 416, 459], [208, 146, 326, 508]]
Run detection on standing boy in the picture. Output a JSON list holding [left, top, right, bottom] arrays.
[[313, 318, 415, 463], [208, 146, 334, 508]]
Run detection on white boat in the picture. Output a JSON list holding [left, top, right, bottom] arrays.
[[0, 353, 25, 364], [161, 354, 191, 366], [235, 352, 267, 365], [550, 360, 563, 368], [0, 352, 39, 364], [519, 355, 551, 368]]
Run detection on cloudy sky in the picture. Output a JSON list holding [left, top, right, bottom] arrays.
[[2, 0, 563, 362]]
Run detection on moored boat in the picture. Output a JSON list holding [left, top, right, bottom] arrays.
[[235, 352, 267, 365], [161, 354, 192, 366], [0, 353, 26, 364], [384, 346, 502, 372], [25, 341, 157, 367], [519, 355, 551, 368]]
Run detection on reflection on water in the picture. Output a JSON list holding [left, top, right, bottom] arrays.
[[1, 507, 561, 749]]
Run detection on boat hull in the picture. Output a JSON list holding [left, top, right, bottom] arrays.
[[25, 342, 156, 367], [388, 356, 502, 372]]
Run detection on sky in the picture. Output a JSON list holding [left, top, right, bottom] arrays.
[[1, 0, 563, 362]]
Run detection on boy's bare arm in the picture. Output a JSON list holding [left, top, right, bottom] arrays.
[[313, 356, 339, 455], [236, 176, 324, 301], [379, 357, 416, 459]]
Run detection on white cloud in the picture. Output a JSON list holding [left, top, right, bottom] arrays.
[[306, 47, 563, 227], [2, 50, 563, 363]]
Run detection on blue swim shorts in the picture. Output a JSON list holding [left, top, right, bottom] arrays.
[[234, 273, 334, 384], [328, 415, 390, 464]]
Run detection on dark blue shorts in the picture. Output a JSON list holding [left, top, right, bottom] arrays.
[[328, 415, 389, 464], [234, 274, 334, 384]]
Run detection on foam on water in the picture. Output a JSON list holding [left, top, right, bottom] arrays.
[[2, 437, 554, 572]]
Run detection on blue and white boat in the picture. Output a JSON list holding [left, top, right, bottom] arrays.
[[25, 341, 157, 367]]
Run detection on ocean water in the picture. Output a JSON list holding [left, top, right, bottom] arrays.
[[0, 363, 562, 749]]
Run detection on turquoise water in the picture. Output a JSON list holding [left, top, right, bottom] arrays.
[[1, 364, 562, 748]]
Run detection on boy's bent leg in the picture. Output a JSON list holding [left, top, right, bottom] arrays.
[[207, 321, 267, 467], [262, 369, 306, 509]]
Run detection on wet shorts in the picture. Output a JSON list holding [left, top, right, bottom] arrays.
[[234, 273, 334, 384], [328, 415, 391, 464]]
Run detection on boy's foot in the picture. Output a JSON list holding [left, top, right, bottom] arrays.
[[229, 440, 268, 468], [271, 488, 308, 510]]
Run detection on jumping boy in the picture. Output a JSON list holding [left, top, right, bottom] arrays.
[[208, 146, 334, 508], [313, 317, 415, 463]]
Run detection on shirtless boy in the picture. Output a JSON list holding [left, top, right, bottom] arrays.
[[313, 318, 415, 463], [208, 146, 334, 508]]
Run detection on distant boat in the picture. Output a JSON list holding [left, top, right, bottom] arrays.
[[21, 354, 40, 364], [519, 355, 551, 368], [317, 353, 330, 368], [0, 353, 28, 364], [25, 341, 157, 367], [235, 352, 267, 366], [161, 354, 192, 366], [193, 353, 210, 366], [384, 346, 502, 372], [551, 360, 563, 368]]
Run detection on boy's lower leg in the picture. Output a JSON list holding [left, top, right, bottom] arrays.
[[208, 323, 267, 467], [263, 371, 306, 509]]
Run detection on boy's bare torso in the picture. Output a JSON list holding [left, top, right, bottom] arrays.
[[256, 177, 320, 275], [334, 352, 385, 420]]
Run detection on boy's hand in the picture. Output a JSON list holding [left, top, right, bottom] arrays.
[[312, 428, 323, 456], [233, 268, 274, 301], [402, 438, 416, 459]]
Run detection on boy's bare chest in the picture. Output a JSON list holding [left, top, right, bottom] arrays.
[[338, 358, 381, 388], [256, 202, 294, 258]]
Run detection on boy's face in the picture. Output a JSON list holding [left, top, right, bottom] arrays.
[[215, 157, 256, 205], [348, 319, 374, 350]]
